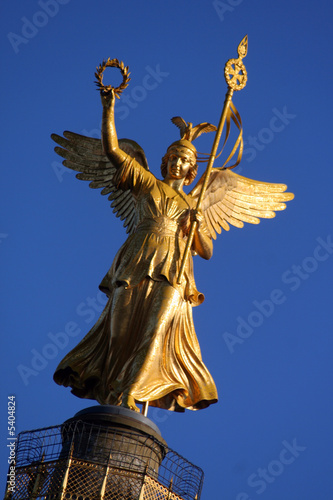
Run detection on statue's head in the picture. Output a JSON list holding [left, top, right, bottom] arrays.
[[161, 140, 198, 185]]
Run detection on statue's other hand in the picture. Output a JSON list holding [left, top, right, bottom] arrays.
[[190, 209, 204, 225], [180, 209, 204, 235]]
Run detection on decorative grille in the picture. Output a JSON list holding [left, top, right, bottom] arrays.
[[4, 421, 203, 500]]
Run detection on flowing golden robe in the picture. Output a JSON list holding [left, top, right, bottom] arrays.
[[54, 157, 218, 411]]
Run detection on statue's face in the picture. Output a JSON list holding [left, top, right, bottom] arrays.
[[166, 148, 195, 180]]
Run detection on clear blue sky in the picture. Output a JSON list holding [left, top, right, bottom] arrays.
[[1, 1, 333, 498]]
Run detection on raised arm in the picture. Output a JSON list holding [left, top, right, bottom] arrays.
[[101, 90, 128, 166]]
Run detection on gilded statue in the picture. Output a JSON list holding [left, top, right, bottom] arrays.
[[52, 38, 294, 413]]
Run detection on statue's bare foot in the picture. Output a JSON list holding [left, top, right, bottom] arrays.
[[121, 394, 140, 413]]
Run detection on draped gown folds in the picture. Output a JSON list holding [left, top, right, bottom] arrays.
[[54, 155, 218, 411]]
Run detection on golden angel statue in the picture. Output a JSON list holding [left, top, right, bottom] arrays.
[[52, 55, 293, 414]]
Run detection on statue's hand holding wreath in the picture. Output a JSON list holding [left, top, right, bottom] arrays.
[[95, 58, 131, 108], [100, 88, 115, 108]]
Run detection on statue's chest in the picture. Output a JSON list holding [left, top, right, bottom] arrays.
[[138, 184, 192, 220]]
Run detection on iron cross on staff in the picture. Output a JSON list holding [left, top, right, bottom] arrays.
[[177, 35, 249, 284]]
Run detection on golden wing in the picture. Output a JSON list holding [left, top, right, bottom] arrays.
[[189, 168, 294, 240], [51, 131, 149, 235]]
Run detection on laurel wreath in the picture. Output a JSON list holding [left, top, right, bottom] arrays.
[[95, 58, 131, 98]]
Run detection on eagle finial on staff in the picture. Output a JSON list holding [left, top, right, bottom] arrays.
[[171, 116, 217, 142]]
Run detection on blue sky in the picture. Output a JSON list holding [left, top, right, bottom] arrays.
[[1, 1, 333, 498]]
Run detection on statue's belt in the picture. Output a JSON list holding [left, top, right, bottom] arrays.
[[135, 218, 180, 238]]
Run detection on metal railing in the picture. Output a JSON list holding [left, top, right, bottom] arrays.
[[4, 420, 203, 500]]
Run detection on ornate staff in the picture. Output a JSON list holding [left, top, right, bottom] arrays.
[[177, 35, 248, 284]]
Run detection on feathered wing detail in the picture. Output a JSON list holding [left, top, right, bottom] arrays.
[[171, 116, 217, 141], [51, 131, 149, 234], [189, 168, 294, 240], [171, 116, 188, 137], [191, 122, 217, 141]]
